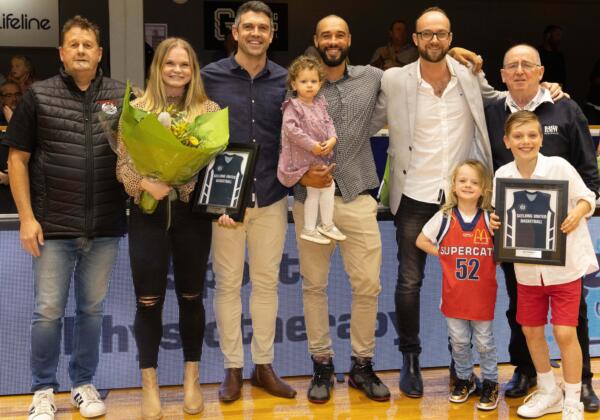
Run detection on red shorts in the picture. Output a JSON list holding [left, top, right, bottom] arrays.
[[516, 278, 581, 327]]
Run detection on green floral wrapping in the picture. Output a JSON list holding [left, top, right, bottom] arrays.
[[119, 82, 229, 213]]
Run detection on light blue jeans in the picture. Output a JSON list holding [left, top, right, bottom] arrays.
[[447, 317, 498, 382], [31, 237, 120, 392]]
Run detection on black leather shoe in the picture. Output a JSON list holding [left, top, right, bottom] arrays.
[[504, 370, 536, 398], [581, 382, 600, 413], [400, 353, 423, 397]]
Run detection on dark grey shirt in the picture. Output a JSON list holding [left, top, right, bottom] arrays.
[[294, 65, 383, 203]]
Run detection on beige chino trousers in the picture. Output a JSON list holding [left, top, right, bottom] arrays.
[[211, 197, 288, 368], [292, 193, 382, 359]]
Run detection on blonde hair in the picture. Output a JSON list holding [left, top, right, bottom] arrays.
[[504, 110, 542, 137], [139, 37, 208, 118], [287, 55, 325, 91], [441, 159, 493, 214]]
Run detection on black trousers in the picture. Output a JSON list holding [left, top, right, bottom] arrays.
[[129, 200, 211, 369], [502, 262, 593, 383], [394, 195, 440, 354]]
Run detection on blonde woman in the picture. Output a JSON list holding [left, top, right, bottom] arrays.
[[116, 37, 218, 419]]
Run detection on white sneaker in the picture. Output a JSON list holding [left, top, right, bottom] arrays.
[[317, 224, 347, 241], [562, 400, 584, 420], [28, 389, 56, 420], [517, 387, 563, 418], [300, 228, 331, 244], [71, 384, 106, 418]]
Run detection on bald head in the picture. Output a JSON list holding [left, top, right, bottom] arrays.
[[315, 15, 349, 36], [500, 43, 544, 103], [503, 44, 541, 66], [314, 15, 351, 68]]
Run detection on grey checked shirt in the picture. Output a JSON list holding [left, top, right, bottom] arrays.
[[293, 65, 383, 203]]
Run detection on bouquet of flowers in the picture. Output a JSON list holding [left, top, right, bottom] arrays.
[[119, 82, 229, 213]]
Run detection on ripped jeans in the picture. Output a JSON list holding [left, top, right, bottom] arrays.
[[128, 200, 211, 369], [446, 317, 498, 382]]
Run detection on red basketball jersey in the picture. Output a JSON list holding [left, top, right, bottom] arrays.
[[437, 208, 497, 321]]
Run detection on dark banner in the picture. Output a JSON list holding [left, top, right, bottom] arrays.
[[203, 1, 288, 51]]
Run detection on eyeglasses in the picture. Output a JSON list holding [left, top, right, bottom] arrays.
[[0, 92, 21, 98], [503, 61, 541, 72], [415, 31, 451, 41]]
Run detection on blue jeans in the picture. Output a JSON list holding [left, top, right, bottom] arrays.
[[31, 237, 120, 392], [446, 317, 498, 382]]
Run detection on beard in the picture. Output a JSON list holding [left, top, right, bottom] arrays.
[[417, 43, 449, 63], [318, 45, 350, 67]]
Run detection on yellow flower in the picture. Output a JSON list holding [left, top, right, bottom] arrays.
[[188, 136, 200, 147]]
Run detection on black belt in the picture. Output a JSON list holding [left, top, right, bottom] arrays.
[[334, 187, 370, 197]]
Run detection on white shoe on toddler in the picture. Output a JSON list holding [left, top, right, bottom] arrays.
[[317, 224, 347, 241], [300, 228, 331, 244]]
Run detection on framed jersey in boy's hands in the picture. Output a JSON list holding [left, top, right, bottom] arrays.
[[192, 143, 258, 221], [494, 178, 568, 265]]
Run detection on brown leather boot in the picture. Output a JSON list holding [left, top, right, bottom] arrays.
[[218, 368, 243, 402], [141, 368, 162, 420], [250, 364, 297, 398], [183, 362, 204, 414]]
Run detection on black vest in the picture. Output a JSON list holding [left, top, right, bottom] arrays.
[[29, 68, 126, 237]]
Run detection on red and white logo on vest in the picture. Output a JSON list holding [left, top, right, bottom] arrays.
[[97, 100, 118, 115]]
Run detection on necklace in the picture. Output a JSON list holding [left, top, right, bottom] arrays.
[[166, 95, 183, 104]]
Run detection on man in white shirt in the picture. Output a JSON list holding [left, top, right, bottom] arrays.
[[372, 6, 503, 397]]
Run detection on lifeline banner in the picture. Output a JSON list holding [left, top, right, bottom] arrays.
[[0, 0, 59, 47], [1, 220, 600, 394]]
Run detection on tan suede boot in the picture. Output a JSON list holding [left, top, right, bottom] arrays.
[[141, 368, 162, 420], [183, 362, 204, 414]]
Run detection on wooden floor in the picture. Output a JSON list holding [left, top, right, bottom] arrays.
[[1, 361, 599, 419]]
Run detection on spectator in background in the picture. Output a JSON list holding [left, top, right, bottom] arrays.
[[7, 55, 36, 93], [370, 20, 418, 70], [538, 25, 567, 87], [0, 81, 22, 125], [0, 81, 21, 213], [584, 58, 600, 126]]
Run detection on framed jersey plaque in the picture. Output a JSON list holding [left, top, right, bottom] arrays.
[[192, 142, 258, 221], [494, 178, 568, 265]]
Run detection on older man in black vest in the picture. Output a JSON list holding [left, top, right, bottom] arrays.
[[6, 16, 126, 420]]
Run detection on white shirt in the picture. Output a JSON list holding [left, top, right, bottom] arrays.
[[505, 87, 553, 113], [403, 58, 475, 204], [493, 154, 598, 285], [422, 209, 476, 244]]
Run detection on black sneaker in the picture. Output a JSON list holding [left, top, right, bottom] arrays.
[[449, 375, 476, 403], [348, 357, 390, 401], [307, 357, 335, 404], [477, 379, 499, 411]]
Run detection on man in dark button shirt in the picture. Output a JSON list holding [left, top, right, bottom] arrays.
[[486, 43, 600, 412], [5, 16, 125, 420], [201, 1, 296, 403]]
